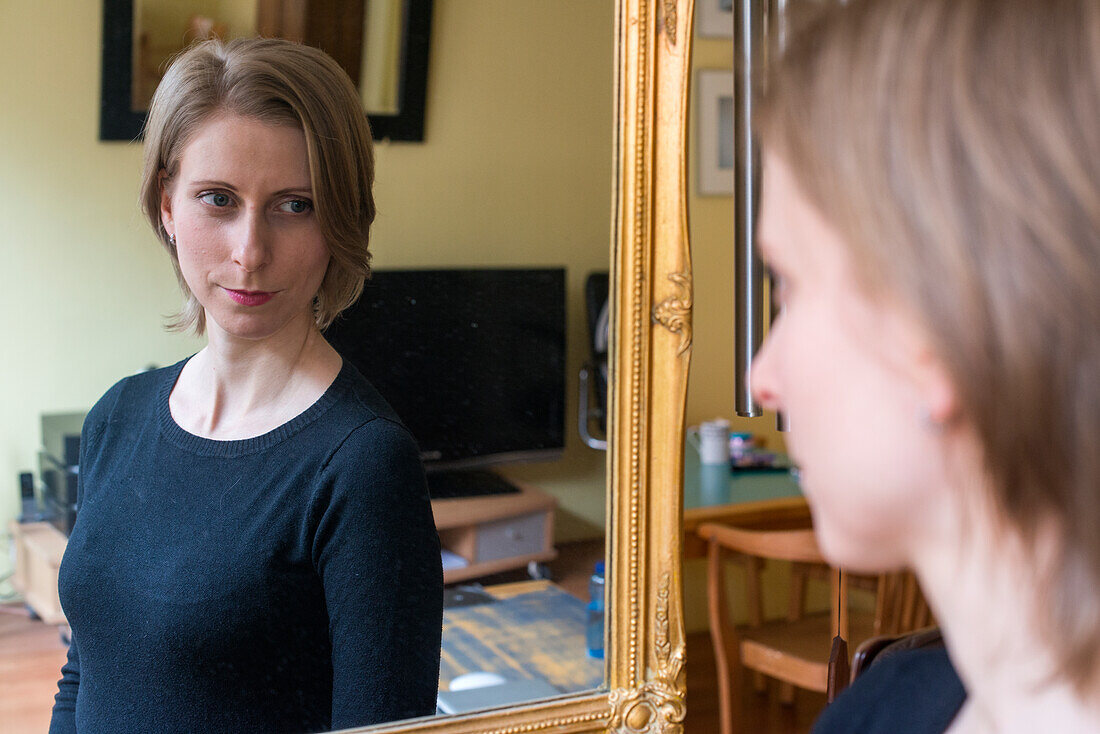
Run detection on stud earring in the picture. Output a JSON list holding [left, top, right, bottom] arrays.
[[168, 234, 176, 247], [918, 406, 944, 432]]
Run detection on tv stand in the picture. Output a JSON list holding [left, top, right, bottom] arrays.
[[427, 469, 521, 500], [431, 477, 558, 584], [9, 521, 68, 625]]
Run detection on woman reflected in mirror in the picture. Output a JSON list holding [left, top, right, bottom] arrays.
[[751, 0, 1100, 732], [49, 38, 443, 733]]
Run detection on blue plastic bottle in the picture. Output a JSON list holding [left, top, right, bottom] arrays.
[[586, 561, 605, 659]]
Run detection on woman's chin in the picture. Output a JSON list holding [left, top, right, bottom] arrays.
[[810, 511, 910, 574], [205, 311, 299, 343]]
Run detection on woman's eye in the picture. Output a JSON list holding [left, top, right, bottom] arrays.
[[278, 199, 313, 214], [199, 192, 232, 207]]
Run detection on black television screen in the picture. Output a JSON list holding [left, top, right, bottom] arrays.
[[324, 268, 566, 469]]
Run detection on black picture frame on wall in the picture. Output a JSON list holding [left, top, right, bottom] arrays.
[[99, 0, 433, 142]]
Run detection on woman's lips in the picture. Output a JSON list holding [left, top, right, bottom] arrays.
[[225, 288, 275, 306]]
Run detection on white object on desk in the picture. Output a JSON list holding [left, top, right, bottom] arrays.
[[449, 671, 508, 691], [689, 418, 731, 465], [437, 676, 561, 715]]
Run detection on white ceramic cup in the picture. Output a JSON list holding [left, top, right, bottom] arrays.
[[689, 418, 731, 465]]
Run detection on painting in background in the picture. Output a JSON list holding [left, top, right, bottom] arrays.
[[695, 0, 733, 38], [696, 69, 734, 195]]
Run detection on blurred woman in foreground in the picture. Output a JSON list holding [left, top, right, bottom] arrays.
[[751, 0, 1100, 731]]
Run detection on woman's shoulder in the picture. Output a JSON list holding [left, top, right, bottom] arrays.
[[84, 361, 185, 434], [304, 361, 417, 460], [309, 403, 427, 522], [812, 646, 967, 734], [323, 410, 421, 477], [333, 359, 404, 427]]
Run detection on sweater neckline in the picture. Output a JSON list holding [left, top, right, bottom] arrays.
[[157, 355, 353, 457]]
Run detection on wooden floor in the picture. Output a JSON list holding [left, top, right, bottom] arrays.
[[0, 539, 825, 733], [0, 603, 68, 732]]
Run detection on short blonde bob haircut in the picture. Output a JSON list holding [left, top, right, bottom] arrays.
[[140, 37, 376, 334], [759, 0, 1100, 692]]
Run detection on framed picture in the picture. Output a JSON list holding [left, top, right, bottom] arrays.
[[696, 0, 733, 38], [696, 70, 735, 195]]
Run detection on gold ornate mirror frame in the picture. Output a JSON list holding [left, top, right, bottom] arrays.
[[363, 1, 693, 731]]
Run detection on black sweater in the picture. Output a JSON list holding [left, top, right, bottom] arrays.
[[50, 358, 443, 733], [812, 647, 966, 734]]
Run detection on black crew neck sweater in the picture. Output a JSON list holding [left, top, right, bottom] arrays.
[[50, 357, 443, 733]]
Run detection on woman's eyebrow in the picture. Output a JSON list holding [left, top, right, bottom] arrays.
[[187, 180, 313, 196], [189, 179, 237, 190]]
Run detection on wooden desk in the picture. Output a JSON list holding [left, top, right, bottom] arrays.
[[432, 482, 558, 584], [682, 448, 808, 559]]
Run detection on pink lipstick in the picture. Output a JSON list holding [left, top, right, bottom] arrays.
[[225, 289, 275, 306]]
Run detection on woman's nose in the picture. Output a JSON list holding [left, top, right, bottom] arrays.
[[749, 333, 784, 413], [232, 211, 271, 273]]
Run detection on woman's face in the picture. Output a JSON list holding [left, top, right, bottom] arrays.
[[160, 114, 330, 343], [751, 155, 954, 572]]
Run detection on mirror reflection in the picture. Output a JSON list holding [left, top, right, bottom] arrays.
[[2, 1, 614, 731]]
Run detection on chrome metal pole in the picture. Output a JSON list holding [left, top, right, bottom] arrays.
[[733, 0, 766, 417]]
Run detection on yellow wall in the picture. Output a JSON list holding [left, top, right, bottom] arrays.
[[0, 0, 616, 585], [1, 2, 793, 625], [683, 33, 798, 632], [687, 37, 786, 450]]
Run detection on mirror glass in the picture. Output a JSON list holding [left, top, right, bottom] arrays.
[[131, 0, 405, 114], [3, 1, 615, 732], [363, 1, 615, 722]]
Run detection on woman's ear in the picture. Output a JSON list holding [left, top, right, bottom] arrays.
[[913, 342, 960, 427], [159, 170, 175, 238], [886, 306, 960, 428]]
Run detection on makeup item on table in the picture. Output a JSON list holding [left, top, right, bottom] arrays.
[[729, 432, 792, 471], [437, 675, 560, 715]]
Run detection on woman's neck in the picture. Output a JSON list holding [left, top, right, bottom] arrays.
[[172, 312, 343, 440], [914, 505, 1100, 734]]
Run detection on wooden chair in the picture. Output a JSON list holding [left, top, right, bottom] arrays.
[[698, 520, 933, 734]]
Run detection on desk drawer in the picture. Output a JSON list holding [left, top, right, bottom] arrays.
[[475, 511, 549, 563]]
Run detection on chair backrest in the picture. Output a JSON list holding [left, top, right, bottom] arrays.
[[699, 523, 933, 636], [696, 523, 825, 564], [873, 571, 934, 636], [699, 520, 855, 709], [699, 518, 938, 730]]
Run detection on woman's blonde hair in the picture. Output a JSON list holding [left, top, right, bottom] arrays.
[[140, 37, 376, 334], [759, 0, 1100, 691]]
